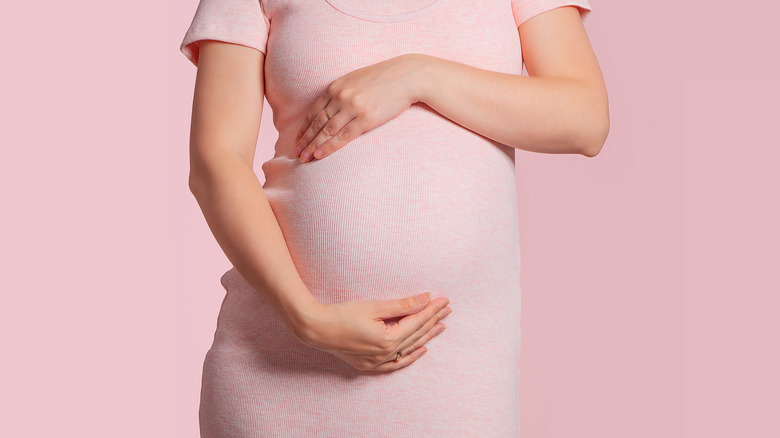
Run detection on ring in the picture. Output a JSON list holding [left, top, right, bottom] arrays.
[[323, 108, 332, 120], [394, 351, 402, 362]]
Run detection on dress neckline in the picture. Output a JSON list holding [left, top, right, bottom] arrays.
[[324, 0, 449, 23]]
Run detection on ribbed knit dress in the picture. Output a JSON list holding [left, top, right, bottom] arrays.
[[180, 0, 592, 436]]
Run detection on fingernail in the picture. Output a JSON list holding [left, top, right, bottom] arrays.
[[313, 149, 323, 159], [415, 292, 430, 305], [293, 145, 302, 156], [300, 151, 310, 162]]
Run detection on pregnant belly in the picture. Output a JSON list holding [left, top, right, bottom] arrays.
[[260, 132, 521, 305]]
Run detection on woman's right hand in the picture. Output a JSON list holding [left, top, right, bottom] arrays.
[[293, 292, 452, 372]]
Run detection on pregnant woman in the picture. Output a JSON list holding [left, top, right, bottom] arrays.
[[180, 0, 608, 436]]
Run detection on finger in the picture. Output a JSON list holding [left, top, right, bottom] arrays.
[[300, 110, 355, 162], [295, 91, 332, 140], [295, 110, 329, 160], [374, 292, 432, 319], [294, 106, 318, 144], [295, 102, 333, 158], [386, 297, 450, 341], [393, 305, 451, 355], [371, 346, 428, 372], [398, 321, 446, 358], [311, 117, 363, 160]]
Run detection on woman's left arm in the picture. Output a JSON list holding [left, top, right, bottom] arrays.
[[409, 6, 609, 157], [294, 6, 608, 162]]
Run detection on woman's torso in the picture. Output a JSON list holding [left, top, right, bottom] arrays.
[[252, 0, 524, 308]]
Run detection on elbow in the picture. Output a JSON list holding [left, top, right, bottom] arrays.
[[188, 152, 216, 196], [188, 167, 208, 196], [188, 151, 205, 195], [579, 112, 610, 158], [188, 174, 202, 195]]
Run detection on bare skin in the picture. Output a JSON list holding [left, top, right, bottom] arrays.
[[294, 6, 609, 162], [187, 40, 451, 373]]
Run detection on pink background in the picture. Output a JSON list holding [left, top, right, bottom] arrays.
[[2, 0, 777, 436]]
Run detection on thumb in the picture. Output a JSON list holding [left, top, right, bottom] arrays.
[[375, 292, 430, 319]]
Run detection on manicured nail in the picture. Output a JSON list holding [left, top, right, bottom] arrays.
[[313, 149, 323, 159], [300, 151, 310, 162]]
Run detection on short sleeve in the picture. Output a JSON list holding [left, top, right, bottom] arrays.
[[511, 0, 593, 28], [179, 0, 271, 67]]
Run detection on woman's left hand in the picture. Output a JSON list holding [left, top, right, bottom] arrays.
[[293, 54, 425, 162]]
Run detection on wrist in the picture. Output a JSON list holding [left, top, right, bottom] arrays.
[[402, 53, 439, 105], [284, 291, 328, 345]]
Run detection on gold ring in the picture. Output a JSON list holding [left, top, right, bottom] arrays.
[[323, 108, 332, 120], [394, 351, 402, 362]]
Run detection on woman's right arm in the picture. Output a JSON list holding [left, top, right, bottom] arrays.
[[186, 41, 452, 371], [187, 41, 319, 338]]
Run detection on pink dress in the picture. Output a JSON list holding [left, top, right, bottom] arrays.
[[180, 0, 592, 436]]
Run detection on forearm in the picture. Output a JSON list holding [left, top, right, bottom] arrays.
[[406, 53, 607, 156], [189, 152, 321, 338]]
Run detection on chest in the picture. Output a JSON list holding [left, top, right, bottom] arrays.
[[261, 0, 524, 108]]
